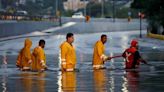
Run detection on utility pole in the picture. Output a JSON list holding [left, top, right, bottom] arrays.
[[56, 0, 58, 14], [72, 0, 73, 11], [112, 0, 115, 22], [59, 0, 62, 26], [83, 0, 86, 16], [140, 15, 142, 38], [0, 0, 1, 9], [139, 11, 142, 38], [101, 0, 104, 18], [56, 0, 62, 26]]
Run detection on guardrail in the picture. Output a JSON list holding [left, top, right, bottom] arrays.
[[0, 14, 59, 22]]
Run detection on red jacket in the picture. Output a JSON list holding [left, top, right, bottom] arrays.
[[122, 47, 137, 69]]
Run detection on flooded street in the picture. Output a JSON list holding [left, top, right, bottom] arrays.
[[0, 21, 164, 92]]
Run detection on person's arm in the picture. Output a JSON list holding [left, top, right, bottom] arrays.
[[60, 44, 68, 69], [25, 48, 32, 64], [135, 51, 147, 64], [38, 48, 46, 67], [140, 58, 148, 64], [97, 42, 109, 61], [16, 49, 22, 67], [122, 50, 126, 58]]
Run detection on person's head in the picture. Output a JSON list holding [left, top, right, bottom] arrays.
[[131, 39, 138, 49], [66, 33, 74, 44], [101, 34, 107, 44], [24, 38, 32, 48], [39, 39, 46, 48]]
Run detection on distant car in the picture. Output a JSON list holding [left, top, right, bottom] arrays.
[[105, 16, 112, 18], [16, 10, 28, 15], [72, 12, 85, 18]]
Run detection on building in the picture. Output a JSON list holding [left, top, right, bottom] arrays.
[[17, 0, 43, 5], [63, 0, 89, 11], [90, 0, 103, 3], [18, 0, 26, 5]]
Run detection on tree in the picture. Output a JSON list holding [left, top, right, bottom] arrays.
[[131, 0, 164, 34], [85, 1, 112, 17]]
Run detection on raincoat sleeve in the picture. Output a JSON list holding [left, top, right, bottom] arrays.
[[17, 53, 21, 62], [25, 48, 32, 62], [61, 44, 68, 63], [38, 49, 45, 66], [97, 42, 103, 57], [38, 49, 43, 60], [16, 50, 22, 67], [97, 42, 107, 61]]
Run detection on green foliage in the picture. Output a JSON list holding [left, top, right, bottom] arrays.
[[85, 1, 113, 17], [1, 0, 65, 16], [84, 1, 138, 18], [131, 0, 164, 33], [63, 10, 74, 17], [131, 0, 145, 9]]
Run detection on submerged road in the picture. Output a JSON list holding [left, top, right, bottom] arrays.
[[0, 19, 164, 92]]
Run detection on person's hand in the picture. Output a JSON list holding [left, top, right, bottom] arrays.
[[3, 61, 7, 64], [41, 63, 46, 67], [107, 56, 112, 60], [28, 60, 32, 64], [62, 62, 66, 69]]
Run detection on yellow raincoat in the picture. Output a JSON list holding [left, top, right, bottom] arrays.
[[60, 41, 76, 71], [31, 46, 46, 71], [93, 40, 108, 69], [16, 38, 32, 70]]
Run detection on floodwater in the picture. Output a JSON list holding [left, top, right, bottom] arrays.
[[0, 23, 164, 92]]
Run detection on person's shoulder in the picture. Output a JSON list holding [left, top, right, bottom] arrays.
[[60, 41, 68, 47], [96, 40, 102, 45], [127, 47, 137, 53], [34, 46, 42, 51]]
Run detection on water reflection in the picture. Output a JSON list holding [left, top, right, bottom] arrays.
[[58, 71, 77, 92], [1, 73, 8, 92], [1, 53, 8, 92], [122, 71, 139, 92], [1, 52, 8, 72], [20, 73, 33, 92], [37, 73, 46, 92], [93, 70, 108, 92], [19, 72, 46, 92], [109, 52, 115, 69], [121, 36, 129, 50], [109, 71, 115, 92]]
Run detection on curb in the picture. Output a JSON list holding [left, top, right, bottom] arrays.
[[147, 33, 164, 40]]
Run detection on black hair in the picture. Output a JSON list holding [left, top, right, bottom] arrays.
[[39, 39, 45, 46], [66, 33, 74, 39], [101, 34, 107, 39]]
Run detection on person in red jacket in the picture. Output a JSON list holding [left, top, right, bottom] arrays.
[[122, 39, 147, 69]]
